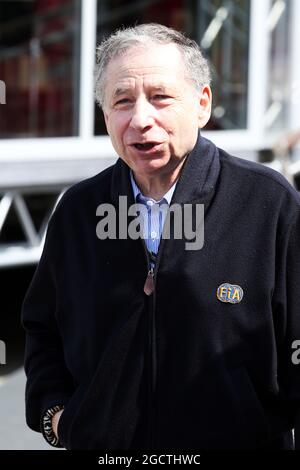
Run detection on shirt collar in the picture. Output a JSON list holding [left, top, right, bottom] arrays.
[[130, 170, 177, 205]]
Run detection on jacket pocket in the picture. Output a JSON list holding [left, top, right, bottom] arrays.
[[156, 363, 271, 449], [58, 309, 148, 450], [229, 365, 269, 447], [57, 384, 88, 449]]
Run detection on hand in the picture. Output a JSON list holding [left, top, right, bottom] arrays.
[[51, 409, 64, 439]]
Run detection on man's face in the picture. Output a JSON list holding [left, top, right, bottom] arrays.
[[103, 42, 211, 178]]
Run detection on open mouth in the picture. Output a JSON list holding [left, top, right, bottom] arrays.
[[133, 142, 160, 151]]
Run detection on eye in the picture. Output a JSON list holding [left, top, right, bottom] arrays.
[[114, 98, 131, 107], [152, 94, 170, 100]]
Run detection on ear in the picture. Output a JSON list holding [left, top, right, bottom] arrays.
[[198, 85, 212, 128]]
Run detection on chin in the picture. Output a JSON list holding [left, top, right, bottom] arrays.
[[138, 159, 169, 173]]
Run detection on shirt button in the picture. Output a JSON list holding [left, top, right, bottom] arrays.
[[151, 231, 157, 239], [146, 200, 154, 206]]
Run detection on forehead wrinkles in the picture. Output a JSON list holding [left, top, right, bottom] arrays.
[[105, 44, 189, 95], [112, 63, 185, 80], [111, 67, 184, 95]]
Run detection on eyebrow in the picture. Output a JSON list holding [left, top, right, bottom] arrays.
[[112, 84, 169, 99], [151, 86, 168, 92], [112, 87, 131, 98]]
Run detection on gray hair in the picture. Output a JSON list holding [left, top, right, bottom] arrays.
[[95, 23, 211, 108]]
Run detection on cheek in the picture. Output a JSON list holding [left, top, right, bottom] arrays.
[[180, 103, 201, 132], [167, 104, 199, 149], [107, 117, 126, 142], [163, 106, 198, 136], [167, 100, 196, 123], [158, 107, 184, 132]]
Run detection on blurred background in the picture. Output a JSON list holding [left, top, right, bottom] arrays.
[[0, 0, 300, 450]]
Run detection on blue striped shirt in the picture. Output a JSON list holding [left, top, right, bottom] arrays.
[[130, 171, 177, 260]]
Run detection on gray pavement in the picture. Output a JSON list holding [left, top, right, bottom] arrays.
[[0, 368, 53, 450]]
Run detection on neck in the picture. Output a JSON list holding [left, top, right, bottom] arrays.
[[133, 157, 187, 200]]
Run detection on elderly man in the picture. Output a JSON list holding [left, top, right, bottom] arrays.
[[22, 23, 300, 450]]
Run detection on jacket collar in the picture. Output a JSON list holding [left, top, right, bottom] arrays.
[[110, 130, 220, 206]]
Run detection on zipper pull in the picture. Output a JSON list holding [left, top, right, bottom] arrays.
[[144, 267, 154, 296]]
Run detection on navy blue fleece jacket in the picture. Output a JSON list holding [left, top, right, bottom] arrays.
[[22, 134, 300, 449]]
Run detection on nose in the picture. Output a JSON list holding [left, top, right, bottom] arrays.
[[129, 97, 155, 132]]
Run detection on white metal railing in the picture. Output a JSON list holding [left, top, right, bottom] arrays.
[[0, 187, 66, 268]]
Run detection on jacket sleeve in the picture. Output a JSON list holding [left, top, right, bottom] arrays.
[[21, 210, 74, 433], [274, 206, 300, 449]]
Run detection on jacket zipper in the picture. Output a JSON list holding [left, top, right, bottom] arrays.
[[141, 234, 166, 449], [144, 266, 155, 296], [140, 241, 155, 448]]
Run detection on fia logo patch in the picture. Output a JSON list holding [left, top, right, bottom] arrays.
[[217, 283, 243, 304]]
